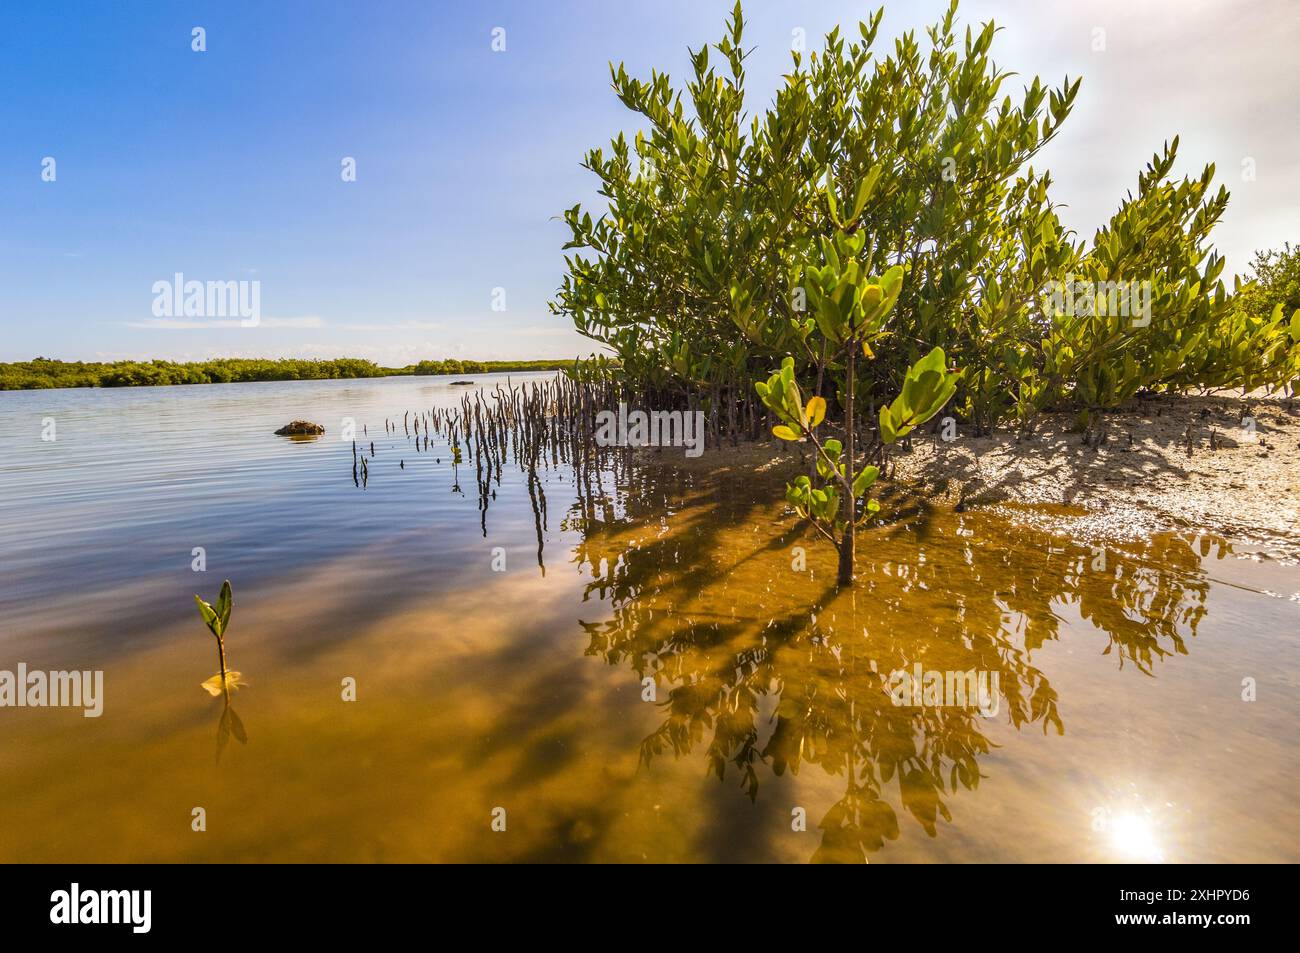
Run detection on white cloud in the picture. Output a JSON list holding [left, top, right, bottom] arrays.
[[124, 316, 324, 330], [513, 325, 580, 337], [336, 320, 447, 331]]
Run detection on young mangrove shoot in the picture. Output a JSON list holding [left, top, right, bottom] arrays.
[[194, 579, 244, 700], [757, 236, 960, 586]]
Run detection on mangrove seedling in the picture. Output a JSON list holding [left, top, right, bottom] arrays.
[[194, 579, 244, 700], [759, 236, 961, 587]]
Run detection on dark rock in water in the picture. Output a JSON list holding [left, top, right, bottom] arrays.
[[449, 380, 476, 386], [275, 420, 325, 436]]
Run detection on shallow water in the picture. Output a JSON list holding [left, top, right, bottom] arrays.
[[1, 373, 1298, 862]]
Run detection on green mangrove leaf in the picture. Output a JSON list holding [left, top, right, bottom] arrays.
[[194, 595, 220, 637], [878, 404, 898, 444], [853, 465, 880, 497], [852, 164, 882, 220], [216, 579, 232, 633]]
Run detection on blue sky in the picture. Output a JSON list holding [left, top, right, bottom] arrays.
[[1, 0, 1297, 365]]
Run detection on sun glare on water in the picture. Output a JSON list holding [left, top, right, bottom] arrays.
[[1108, 812, 1165, 863]]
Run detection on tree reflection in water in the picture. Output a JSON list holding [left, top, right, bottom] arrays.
[[566, 463, 1222, 862]]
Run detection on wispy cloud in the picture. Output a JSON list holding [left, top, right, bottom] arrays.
[[336, 320, 446, 332], [513, 325, 576, 337], [124, 316, 325, 330]]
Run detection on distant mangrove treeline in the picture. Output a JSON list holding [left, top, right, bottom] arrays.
[[0, 357, 579, 391]]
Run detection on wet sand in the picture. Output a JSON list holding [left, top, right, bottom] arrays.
[[653, 392, 1300, 559]]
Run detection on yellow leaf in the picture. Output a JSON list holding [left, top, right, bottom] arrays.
[[804, 395, 826, 428], [772, 424, 800, 441], [862, 339, 875, 359], [201, 671, 246, 697]]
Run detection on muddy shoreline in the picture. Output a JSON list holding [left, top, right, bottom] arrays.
[[637, 391, 1300, 560]]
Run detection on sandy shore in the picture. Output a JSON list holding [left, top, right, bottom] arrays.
[[640, 391, 1300, 559]]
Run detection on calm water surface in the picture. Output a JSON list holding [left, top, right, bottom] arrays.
[[1, 373, 1298, 862]]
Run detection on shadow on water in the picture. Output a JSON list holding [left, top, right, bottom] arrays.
[[216, 700, 248, 766], [565, 461, 1222, 862]]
